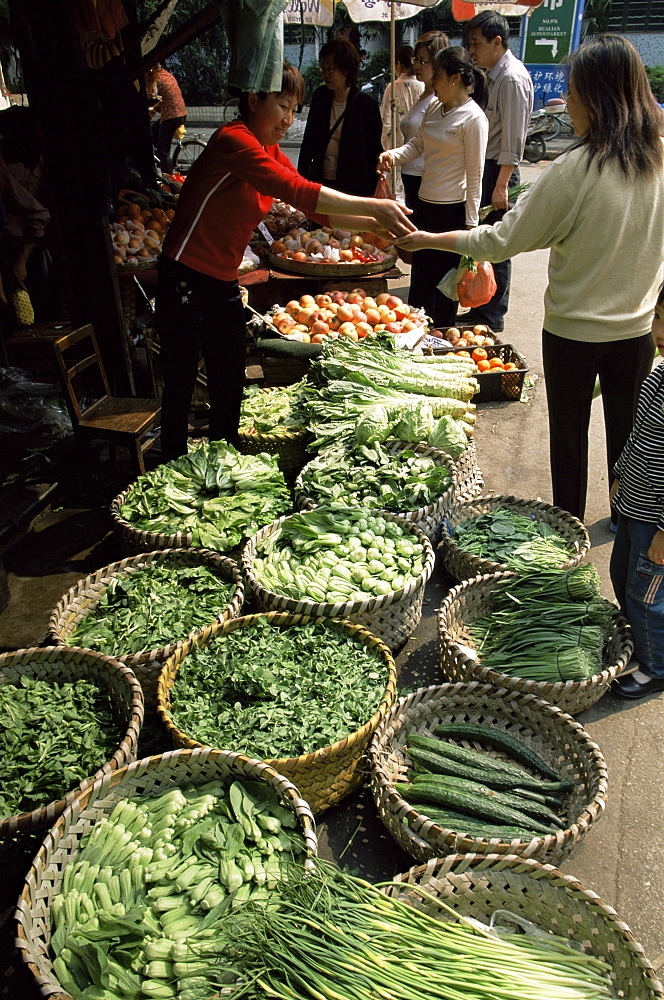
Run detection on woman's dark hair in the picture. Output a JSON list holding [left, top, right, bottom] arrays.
[[319, 38, 360, 87], [432, 45, 487, 110], [238, 63, 305, 118], [568, 34, 664, 179], [414, 30, 450, 64], [658, 283, 664, 308], [396, 44, 415, 74], [466, 10, 510, 48]]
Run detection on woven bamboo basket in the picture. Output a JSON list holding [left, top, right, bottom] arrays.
[[238, 392, 311, 485], [242, 512, 435, 651], [15, 748, 318, 999], [368, 682, 607, 866], [438, 571, 632, 715], [111, 486, 195, 554], [157, 612, 398, 814], [267, 249, 398, 277], [48, 548, 245, 708], [0, 647, 143, 838], [450, 437, 483, 501], [439, 494, 590, 582], [384, 854, 664, 1000], [294, 441, 456, 543]]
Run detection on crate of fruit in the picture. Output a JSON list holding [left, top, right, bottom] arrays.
[[432, 343, 528, 402]]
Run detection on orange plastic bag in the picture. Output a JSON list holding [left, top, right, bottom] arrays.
[[456, 257, 497, 308]]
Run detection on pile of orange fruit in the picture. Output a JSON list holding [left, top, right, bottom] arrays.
[[450, 346, 520, 374]]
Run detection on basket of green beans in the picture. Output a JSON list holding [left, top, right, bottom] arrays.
[[368, 682, 608, 866], [15, 747, 318, 1000], [385, 854, 663, 1000], [48, 548, 245, 707], [0, 646, 143, 838], [438, 495, 590, 582], [437, 565, 632, 715]]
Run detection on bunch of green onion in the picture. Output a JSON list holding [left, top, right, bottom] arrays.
[[220, 860, 614, 1000]]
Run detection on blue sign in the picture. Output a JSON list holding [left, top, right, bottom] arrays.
[[526, 64, 567, 108]]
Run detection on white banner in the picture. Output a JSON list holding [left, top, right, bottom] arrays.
[[285, 0, 442, 25]]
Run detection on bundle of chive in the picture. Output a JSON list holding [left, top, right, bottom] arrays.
[[467, 564, 615, 682], [219, 859, 614, 1000]]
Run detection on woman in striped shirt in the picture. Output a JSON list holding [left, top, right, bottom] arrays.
[[611, 287, 664, 699]]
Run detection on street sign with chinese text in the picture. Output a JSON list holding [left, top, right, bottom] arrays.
[[526, 63, 567, 103]]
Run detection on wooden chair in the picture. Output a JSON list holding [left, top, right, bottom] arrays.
[[53, 324, 161, 475]]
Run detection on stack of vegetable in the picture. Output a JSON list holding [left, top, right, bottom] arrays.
[[168, 618, 387, 759], [67, 563, 237, 658], [297, 336, 477, 457], [297, 440, 453, 513], [397, 723, 573, 842], [205, 860, 614, 1000], [451, 506, 575, 572], [48, 778, 308, 1000], [239, 384, 305, 435], [118, 440, 291, 551], [0, 676, 120, 819], [250, 506, 427, 603], [467, 564, 616, 682]]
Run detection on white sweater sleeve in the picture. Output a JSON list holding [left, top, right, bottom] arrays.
[[456, 155, 578, 261], [463, 113, 489, 227], [389, 126, 425, 167]]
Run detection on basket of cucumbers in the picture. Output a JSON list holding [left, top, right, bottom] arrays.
[[367, 682, 608, 866]]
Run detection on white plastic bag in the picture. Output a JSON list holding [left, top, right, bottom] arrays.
[[438, 266, 460, 301]]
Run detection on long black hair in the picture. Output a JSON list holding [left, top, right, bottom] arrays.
[[568, 34, 663, 179], [432, 45, 487, 110]]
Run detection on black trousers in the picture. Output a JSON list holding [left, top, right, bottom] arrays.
[[156, 255, 247, 461], [407, 199, 466, 329], [469, 160, 520, 329], [401, 173, 422, 221], [542, 329, 654, 522]]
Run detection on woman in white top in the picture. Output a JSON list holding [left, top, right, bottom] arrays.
[[395, 32, 448, 222], [380, 45, 424, 150], [379, 45, 488, 328]]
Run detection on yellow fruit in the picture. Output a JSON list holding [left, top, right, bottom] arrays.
[[13, 288, 34, 326]]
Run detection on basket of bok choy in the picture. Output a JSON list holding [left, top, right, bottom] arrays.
[[0, 647, 143, 838], [368, 681, 608, 866], [384, 854, 663, 1000], [48, 548, 245, 707], [439, 495, 590, 582], [242, 505, 435, 651], [294, 440, 455, 543], [110, 439, 292, 556], [237, 384, 310, 486], [157, 612, 397, 814], [15, 747, 318, 1000], [437, 565, 632, 714]]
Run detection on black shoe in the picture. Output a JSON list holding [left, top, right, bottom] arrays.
[[612, 672, 664, 699]]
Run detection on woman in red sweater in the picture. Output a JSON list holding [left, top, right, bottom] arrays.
[[157, 63, 413, 461]]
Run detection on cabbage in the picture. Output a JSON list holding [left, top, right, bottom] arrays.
[[392, 402, 435, 444], [427, 414, 467, 459], [355, 405, 394, 445]]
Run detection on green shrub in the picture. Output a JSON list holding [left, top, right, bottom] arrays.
[[646, 66, 664, 103], [301, 62, 323, 103]]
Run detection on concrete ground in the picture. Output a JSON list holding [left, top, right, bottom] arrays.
[[0, 158, 662, 991]]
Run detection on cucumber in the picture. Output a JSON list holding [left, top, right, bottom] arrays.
[[432, 723, 564, 781], [395, 781, 556, 835], [407, 746, 571, 796], [408, 732, 533, 779], [408, 772, 566, 828], [414, 808, 543, 841]]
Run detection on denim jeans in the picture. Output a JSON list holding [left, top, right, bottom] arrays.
[[610, 514, 664, 677]]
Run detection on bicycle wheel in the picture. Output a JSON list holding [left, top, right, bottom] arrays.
[[172, 137, 207, 174], [544, 116, 562, 140], [224, 97, 240, 122], [523, 135, 546, 163]]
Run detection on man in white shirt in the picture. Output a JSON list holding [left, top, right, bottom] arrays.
[[462, 11, 533, 332]]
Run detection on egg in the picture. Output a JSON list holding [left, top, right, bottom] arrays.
[[339, 249, 354, 262]]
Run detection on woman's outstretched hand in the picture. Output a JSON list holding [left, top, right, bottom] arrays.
[[394, 230, 462, 252], [369, 198, 415, 238], [377, 151, 393, 173]]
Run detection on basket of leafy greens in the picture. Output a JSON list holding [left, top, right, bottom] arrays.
[[238, 385, 310, 485], [0, 646, 143, 837], [157, 613, 397, 814], [437, 565, 632, 714], [48, 549, 245, 707], [110, 439, 292, 555], [439, 495, 590, 582], [368, 681, 608, 866], [16, 747, 318, 1000], [294, 440, 455, 542], [242, 506, 435, 651]]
